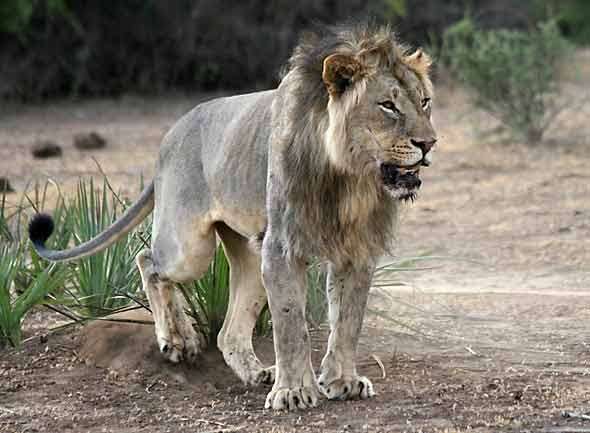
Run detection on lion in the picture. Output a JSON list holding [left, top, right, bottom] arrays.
[[28, 23, 437, 411]]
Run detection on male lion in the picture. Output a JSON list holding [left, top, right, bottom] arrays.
[[29, 24, 437, 411]]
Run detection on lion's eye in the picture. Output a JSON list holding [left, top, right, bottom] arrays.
[[378, 101, 401, 118], [421, 97, 431, 110]]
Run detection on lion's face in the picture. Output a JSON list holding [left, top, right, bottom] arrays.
[[322, 50, 437, 201]]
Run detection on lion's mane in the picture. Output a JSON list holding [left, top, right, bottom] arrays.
[[274, 23, 432, 267]]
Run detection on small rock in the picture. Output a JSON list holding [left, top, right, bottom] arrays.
[[0, 177, 14, 193], [73, 132, 107, 150], [32, 140, 63, 159]]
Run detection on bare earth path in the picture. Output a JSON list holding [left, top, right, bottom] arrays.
[[0, 84, 589, 432]]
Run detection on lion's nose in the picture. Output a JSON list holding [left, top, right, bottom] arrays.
[[411, 138, 437, 155]]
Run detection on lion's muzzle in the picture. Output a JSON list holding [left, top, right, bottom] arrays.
[[380, 163, 421, 189]]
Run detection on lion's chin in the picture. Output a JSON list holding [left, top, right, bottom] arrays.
[[385, 188, 418, 202], [380, 163, 421, 202]]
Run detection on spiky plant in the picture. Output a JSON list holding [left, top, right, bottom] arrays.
[[180, 245, 230, 343], [66, 178, 143, 316], [0, 244, 68, 347]]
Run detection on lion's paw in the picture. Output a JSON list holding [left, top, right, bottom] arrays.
[[157, 323, 203, 364], [319, 376, 375, 401], [256, 366, 276, 385], [264, 386, 321, 411]]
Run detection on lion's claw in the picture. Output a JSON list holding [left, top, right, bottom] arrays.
[[256, 366, 276, 385], [157, 325, 202, 364], [320, 376, 375, 401], [265, 386, 321, 411]]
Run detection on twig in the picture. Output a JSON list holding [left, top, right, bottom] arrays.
[[114, 291, 151, 312], [200, 430, 241, 433], [371, 354, 386, 379], [195, 419, 230, 428], [0, 407, 15, 414], [42, 302, 82, 322], [79, 316, 154, 325], [465, 346, 478, 356], [146, 378, 166, 393], [542, 429, 590, 433], [561, 410, 590, 421], [92, 157, 127, 209]]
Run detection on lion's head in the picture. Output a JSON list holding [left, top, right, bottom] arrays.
[[286, 24, 437, 202], [322, 28, 436, 201]]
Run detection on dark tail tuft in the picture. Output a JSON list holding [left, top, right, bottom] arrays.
[[28, 213, 55, 248]]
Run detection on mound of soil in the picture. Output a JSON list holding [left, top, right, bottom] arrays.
[[79, 309, 243, 389]]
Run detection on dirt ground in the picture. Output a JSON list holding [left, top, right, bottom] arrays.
[[1, 74, 590, 433]]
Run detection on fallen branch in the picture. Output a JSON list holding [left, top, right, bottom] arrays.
[[371, 354, 386, 379], [196, 419, 230, 428], [561, 410, 590, 421]]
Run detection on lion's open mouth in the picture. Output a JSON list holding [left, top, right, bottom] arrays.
[[380, 163, 422, 201]]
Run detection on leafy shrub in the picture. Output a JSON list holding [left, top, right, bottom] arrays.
[[180, 246, 230, 343], [556, 1, 590, 45], [0, 244, 68, 347], [0, 0, 67, 34], [0, 192, 13, 242], [536, 0, 590, 45], [66, 178, 144, 316], [444, 17, 573, 142], [0, 0, 400, 101], [306, 259, 328, 328]]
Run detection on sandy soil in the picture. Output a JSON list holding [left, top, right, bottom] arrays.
[[0, 78, 589, 432]]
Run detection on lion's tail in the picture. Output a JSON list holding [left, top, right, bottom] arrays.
[[29, 182, 155, 262]]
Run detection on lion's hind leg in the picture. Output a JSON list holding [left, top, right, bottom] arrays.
[[215, 223, 274, 385], [136, 226, 215, 363]]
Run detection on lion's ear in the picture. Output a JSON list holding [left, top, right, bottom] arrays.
[[322, 54, 364, 98], [404, 48, 432, 75]]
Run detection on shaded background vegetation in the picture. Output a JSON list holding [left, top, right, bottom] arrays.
[[1, 0, 588, 101]]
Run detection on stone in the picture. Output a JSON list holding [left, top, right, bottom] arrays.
[[73, 132, 107, 150], [32, 140, 63, 159]]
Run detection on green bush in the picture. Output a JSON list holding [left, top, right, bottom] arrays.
[[180, 246, 230, 344], [306, 258, 328, 328], [0, 244, 69, 347], [67, 178, 144, 316], [0, 0, 67, 34], [0, 193, 13, 243], [536, 0, 590, 45], [556, 1, 590, 45], [0, 0, 399, 101], [444, 17, 573, 142]]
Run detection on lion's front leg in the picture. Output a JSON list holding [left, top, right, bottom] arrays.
[[318, 262, 376, 401], [261, 238, 322, 411]]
